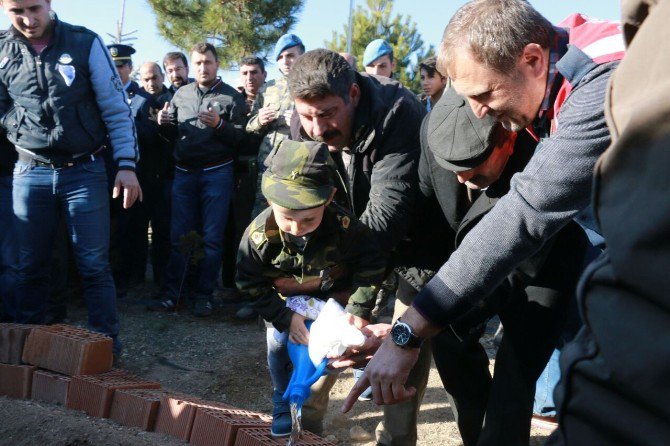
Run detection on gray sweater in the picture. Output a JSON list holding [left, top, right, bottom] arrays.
[[413, 60, 617, 326]]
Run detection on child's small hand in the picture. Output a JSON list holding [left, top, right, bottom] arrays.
[[289, 313, 310, 345]]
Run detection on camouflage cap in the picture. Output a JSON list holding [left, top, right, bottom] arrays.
[[261, 140, 336, 210]]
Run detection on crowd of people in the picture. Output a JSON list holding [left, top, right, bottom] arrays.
[[0, 0, 668, 445]]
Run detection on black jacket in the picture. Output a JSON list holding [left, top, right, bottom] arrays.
[[163, 78, 248, 169], [293, 73, 424, 260], [138, 86, 174, 180], [416, 118, 586, 327], [0, 134, 15, 177]]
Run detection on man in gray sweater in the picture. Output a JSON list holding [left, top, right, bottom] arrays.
[[342, 0, 624, 424]]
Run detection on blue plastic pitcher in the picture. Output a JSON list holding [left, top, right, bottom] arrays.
[[282, 320, 328, 406]]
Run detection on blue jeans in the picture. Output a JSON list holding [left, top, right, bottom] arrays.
[[266, 327, 292, 396], [534, 348, 560, 416], [0, 175, 18, 321], [12, 157, 120, 352], [164, 163, 233, 299]]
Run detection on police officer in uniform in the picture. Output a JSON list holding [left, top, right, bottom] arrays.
[[107, 43, 152, 294]]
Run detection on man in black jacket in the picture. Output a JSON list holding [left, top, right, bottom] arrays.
[[126, 61, 174, 288], [152, 42, 247, 317], [107, 44, 153, 294], [288, 49, 424, 443]]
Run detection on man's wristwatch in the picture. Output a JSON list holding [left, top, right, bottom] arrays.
[[390, 319, 424, 349]]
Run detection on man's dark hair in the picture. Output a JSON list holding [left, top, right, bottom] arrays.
[[239, 55, 265, 73], [191, 42, 219, 63], [419, 56, 444, 78], [288, 49, 355, 102], [163, 51, 188, 69]]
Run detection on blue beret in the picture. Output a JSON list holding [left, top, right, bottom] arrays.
[[274, 34, 303, 61], [107, 44, 135, 65], [363, 39, 393, 66]]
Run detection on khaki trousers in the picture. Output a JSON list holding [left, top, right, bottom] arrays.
[[376, 279, 432, 446]]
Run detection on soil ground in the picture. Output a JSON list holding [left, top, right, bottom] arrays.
[[0, 284, 552, 445]]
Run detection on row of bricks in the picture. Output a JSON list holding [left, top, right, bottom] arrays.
[[0, 363, 333, 445], [0, 323, 113, 375]]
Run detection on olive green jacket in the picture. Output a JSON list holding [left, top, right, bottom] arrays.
[[245, 76, 292, 171], [236, 203, 385, 332]]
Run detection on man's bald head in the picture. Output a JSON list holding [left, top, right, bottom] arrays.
[[139, 61, 165, 98]]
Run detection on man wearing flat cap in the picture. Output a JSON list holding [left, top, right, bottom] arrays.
[[363, 39, 395, 78], [409, 88, 587, 445]]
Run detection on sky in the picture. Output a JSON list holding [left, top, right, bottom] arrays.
[[0, 0, 621, 86]]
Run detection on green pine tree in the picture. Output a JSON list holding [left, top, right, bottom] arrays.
[[147, 0, 304, 69], [325, 0, 433, 93]]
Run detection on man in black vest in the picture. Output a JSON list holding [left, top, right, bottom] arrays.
[[0, 0, 141, 354]]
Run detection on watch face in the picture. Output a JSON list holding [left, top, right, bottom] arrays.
[[391, 322, 412, 346]]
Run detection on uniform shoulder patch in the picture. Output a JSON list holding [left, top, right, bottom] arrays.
[[336, 214, 351, 230], [251, 230, 266, 247]]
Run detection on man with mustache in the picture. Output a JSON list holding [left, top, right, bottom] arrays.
[[237, 55, 266, 115], [288, 49, 424, 444], [163, 51, 194, 94]]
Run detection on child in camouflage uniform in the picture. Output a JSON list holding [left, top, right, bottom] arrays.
[[236, 140, 385, 436]]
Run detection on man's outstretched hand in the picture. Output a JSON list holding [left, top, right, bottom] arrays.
[[340, 337, 420, 412], [340, 306, 441, 413]]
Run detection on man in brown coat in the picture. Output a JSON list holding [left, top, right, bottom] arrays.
[[547, 0, 670, 444]]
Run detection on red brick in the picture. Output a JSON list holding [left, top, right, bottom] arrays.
[[0, 323, 35, 364], [31, 369, 71, 405], [0, 363, 37, 399], [189, 407, 271, 446], [66, 370, 160, 418], [21, 325, 113, 376], [154, 393, 235, 442], [233, 428, 334, 446], [109, 388, 173, 431]]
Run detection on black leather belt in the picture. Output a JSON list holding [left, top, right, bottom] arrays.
[[18, 147, 105, 169]]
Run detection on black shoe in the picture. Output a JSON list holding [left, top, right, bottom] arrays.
[[146, 298, 177, 312], [193, 299, 213, 317], [234, 303, 258, 320]]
